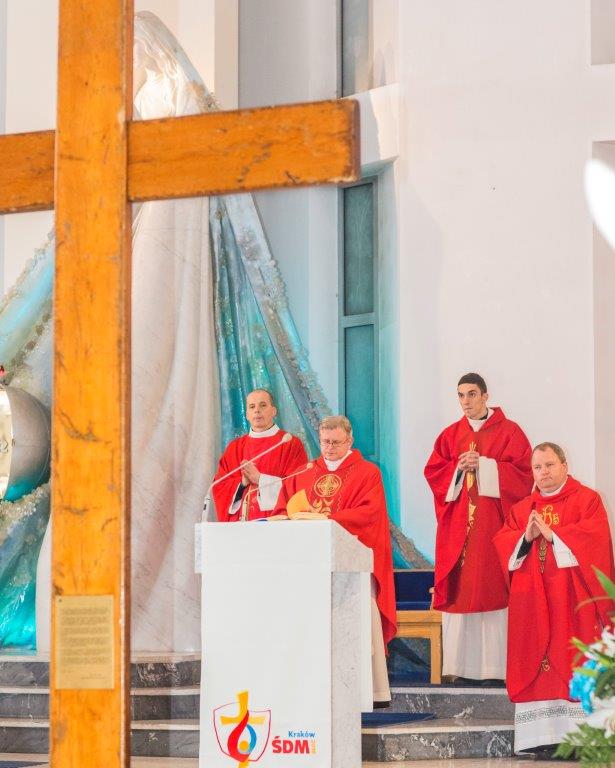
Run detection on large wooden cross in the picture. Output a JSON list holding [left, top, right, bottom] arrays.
[[0, 2, 358, 764]]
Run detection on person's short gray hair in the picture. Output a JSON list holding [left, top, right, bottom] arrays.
[[319, 415, 353, 437], [532, 442, 567, 464]]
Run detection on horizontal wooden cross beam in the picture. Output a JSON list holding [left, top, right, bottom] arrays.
[[0, 100, 360, 214]]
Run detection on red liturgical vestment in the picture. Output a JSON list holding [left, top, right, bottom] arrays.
[[274, 450, 397, 645], [424, 407, 532, 612], [494, 477, 615, 703], [213, 429, 307, 522]]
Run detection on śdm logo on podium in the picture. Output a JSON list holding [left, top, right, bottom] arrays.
[[214, 690, 271, 767]]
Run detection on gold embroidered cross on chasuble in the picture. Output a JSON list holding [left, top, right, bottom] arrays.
[[0, 1, 359, 764]]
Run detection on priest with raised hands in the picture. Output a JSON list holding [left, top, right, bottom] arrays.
[[494, 442, 615, 755], [212, 388, 308, 522], [273, 414, 396, 706], [424, 372, 533, 683]]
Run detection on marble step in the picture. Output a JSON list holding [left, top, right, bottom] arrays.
[[362, 719, 513, 761], [0, 686, 200, 720], [0, 718, 49, 754], [132, 721, 200, 759], [391, 686, 514, 720], [0, 718, 201, 758], [0, 717, 514, 760], [0, 684, 513, 723], [0, 655, 200, 688]]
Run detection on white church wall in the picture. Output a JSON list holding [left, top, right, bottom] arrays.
[[238, 0, 340, 410], [396, 0, 615, 558], [593, 142, 615, 531], [3, 0, 57, 292], [371, 0, 398, 89]]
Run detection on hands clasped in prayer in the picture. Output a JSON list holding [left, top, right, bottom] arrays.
[[458, 450, 479, 471], [240, 460, 260, 486], [524, 510, 553, 543]]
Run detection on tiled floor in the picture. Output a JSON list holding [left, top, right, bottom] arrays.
[[0, 757, 580, 767]]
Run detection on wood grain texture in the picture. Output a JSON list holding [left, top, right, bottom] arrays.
[[51, 1, 133, 766], [0, 98, 360, 212], [128, 99, 361, 200], [0, 130, 54, 212]]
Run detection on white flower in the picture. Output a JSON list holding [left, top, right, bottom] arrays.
[[600, 626, 615, 655], [587, 696, 615, 737]]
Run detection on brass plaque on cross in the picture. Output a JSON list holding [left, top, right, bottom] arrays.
[[55, 595, 114, 689]]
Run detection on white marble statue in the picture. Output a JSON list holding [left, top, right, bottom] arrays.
[[36, 11, 220, 653]]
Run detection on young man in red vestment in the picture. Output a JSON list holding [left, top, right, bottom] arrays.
[[424, 373, 532, 682], [212, 389, 307, 522], [274, 415, 396, 706], [494, 442, 614, 754]]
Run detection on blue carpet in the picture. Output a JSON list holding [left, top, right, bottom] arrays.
[[388, 671, 430, 686], [361, 711, 435, 727]]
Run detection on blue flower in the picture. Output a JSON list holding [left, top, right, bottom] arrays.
[[570, 659, 604, 714]]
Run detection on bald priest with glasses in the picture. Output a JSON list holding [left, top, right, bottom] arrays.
[[273, 415, 397, 707]]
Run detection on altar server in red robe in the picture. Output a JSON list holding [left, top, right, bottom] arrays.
[[494, 442, 614, 754], [212, 389, 307, 522], [424, 373, 532, 681], [274, 415, 396, 706]]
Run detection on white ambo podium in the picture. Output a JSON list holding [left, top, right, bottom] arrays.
[[197, 520, 373, 768]]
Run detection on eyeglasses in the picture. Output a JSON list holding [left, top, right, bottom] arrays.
[[319, 438, 348, 447]]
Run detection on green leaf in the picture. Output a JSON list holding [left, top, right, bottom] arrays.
[[595, 666, 615, 699], [572, 636, 592, 654], [594, 567, 615, 604], [555, 741, 575, 758], [573, 667, 600, 679], [590, 649, 614, 667]]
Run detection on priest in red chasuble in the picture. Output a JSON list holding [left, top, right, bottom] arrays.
[[424, 372, 532, 681], [274, 415, 396, 706], [212, 389, 307, 522], [494, 442, 614, 754]]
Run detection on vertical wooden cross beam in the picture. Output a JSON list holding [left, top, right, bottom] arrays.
[[52, 0, 133, 765]]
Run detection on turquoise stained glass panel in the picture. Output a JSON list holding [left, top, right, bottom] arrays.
[[344, 324, 375, 457], [344, 183, 374, 316]]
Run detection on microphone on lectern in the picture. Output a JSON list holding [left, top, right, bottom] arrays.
[[281, 461, 314, 482], [195, 445, 309, 574], [257, 461, 314, 490], [241, 461, 315, 520]]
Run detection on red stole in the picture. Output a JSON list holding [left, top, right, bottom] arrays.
[[424, 407, 532, 612], [494, 476, 615, 702], [212, 430, 307, 522], [275, 450, 397, 646]]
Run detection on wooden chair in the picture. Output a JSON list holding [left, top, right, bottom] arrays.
[[394, 570, 442, 684]]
